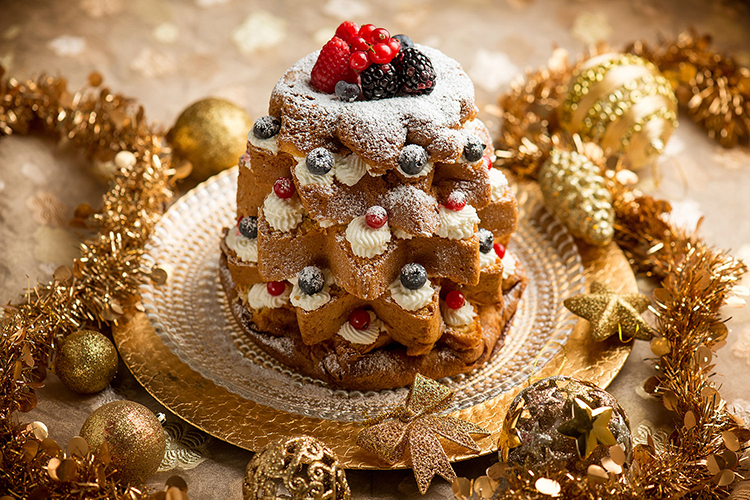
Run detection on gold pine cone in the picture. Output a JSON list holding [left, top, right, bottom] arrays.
[[54, 329, 118, 394], [168, 98, 252, 182], [243, 435, 350, 500], [539, 148, 614, 246]]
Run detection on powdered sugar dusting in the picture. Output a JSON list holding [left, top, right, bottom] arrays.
[[270, 45, 476, 173]]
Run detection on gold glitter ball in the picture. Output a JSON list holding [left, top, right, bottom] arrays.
[[54, 329, 118, 394], [168, 98, 252, 181], [560, 53, 678, 170], [80, 401, 166, 485], [243, 435, 350, 500], [539, 148, 614, 247]]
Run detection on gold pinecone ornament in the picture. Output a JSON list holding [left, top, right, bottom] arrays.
[[560, 53, 678, 170], [539, 148, 614, 246]]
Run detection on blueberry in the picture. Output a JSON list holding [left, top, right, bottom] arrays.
[[393, 34, 414, 51], [306, 147, 334, 175], [400, 263, 427, 290], [298, 266, 325, 295], [477, 228, 493, 254], [399, 144, 428, 175], [253, 116, 280, 140], [239, 216, 258, 239], [335, 80, 361, 102], [463, 134, 485, 162]]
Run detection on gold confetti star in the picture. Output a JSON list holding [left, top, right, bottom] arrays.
[[564, 280, 654, 341], [557, 397, 616, 458]]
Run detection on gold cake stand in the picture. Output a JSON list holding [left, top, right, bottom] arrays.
[[113, 170, 635, 469]]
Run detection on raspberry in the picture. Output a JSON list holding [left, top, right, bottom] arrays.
[[348, 309, 370, 330], [273, 178, 295, 199], [266, 281, 286, 296], [361, 63, 399, 100], [311, 36, 351, 94], [445, 191, 466, 211], [394, 47, 436, 96], [494, 243, 506, 259], [445, 290, 465, 310], [335, 21, 359, 43], [365, 206, 388, 228]]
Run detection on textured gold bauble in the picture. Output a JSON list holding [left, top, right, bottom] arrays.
[[539, 148, 614, 246], [54, 329, 118, 394], [80, 401, 166, 485], [168, 98, 252, 181], [499, 376, 631, 473], [243, 435, 350, 500], [560, 53, 678, 170]]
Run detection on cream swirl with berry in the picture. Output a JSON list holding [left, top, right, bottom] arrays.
[[335, 153, 368, 186], [388, 278, 434, 311], [489, 168, 509, 202], [392, 227, 414, 240], [436, 204, 480, 240], [263, 194, 304, 232], [345, 213, 391, 258], [337, 311, 382, 345], [247, 130, 280, 155], [294, 157, 336, 186], [479, 249, 498, 270], [289, 268, 334, 311], [225, 227, 258, 263], [441, 300, 477, 327], [502, 251, 517, 280], [246, 283, 290, 309]]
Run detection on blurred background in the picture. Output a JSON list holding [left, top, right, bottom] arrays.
[[2, 1, 750, 498]]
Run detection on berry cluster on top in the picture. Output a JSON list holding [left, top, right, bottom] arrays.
[[310, 21, 437, 102]]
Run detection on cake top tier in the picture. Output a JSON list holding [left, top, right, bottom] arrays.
[[268, 45, 478, 174]]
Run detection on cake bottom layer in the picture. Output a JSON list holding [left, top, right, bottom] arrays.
[[219, 253, 526, 391]]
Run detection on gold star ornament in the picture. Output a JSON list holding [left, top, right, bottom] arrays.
[[564, 280, 654, 341], [556, 397, 617, 458], [357, 374, 490, 495], [497, 404, 523, 462]]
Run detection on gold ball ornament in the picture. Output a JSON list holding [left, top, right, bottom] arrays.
[[560, 53, 678, 170], [243, 435, 350, 500], [54, 329, 118, 394], [80, 401, 166, 485], [168, 98, 252, 181], [538, 148, 614, 246]]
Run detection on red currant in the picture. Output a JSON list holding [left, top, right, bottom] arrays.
[[365, 206, 388, 229], [348, 308, 370, 330], [358, 24, 377, 43], [266, 281, 286, 296], [350, 36, 370, 52], [370, 28, 390, 43], [387, 37, 401, 55], [273, 177, 295, 199], [445, 191, 466, 211], [494, 243, 506, 259], [349, 51, 370, 71], [482, 155, 492, 170], [370, 43, 393, 64], [445, 290, 465, 310], [335, 21, 360, 43]]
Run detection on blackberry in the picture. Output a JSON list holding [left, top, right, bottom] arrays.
[[306, 147, 334, 175], [395, 47, 436, 96], [298, 266, 325, 295], [398, 144, 428, 175], [335, 80, 360, 102], [463, 134, 485, 162], [239, 216, 258, 239], [477, 228, 494, 254], [361, 63, 399, 101], [253, 116, 280, 139], [400, 263, 427, 290]]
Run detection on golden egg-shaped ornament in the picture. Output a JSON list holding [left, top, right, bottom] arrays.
[[168, 98, 252, 182], [80, 401, 166, 485], [539, 148, 614, 246], [243, 435, 350, 500], [54, 329, 118, 394], [560, 53, 678, 170]]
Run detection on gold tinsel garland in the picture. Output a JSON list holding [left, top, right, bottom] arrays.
[[0, 68, 176, 498]]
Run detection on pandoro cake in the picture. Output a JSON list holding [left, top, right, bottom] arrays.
[[219, 22, 526, 391]]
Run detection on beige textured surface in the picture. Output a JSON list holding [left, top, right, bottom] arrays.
[[3, 1, 750, 498]]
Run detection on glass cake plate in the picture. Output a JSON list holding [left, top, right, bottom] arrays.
[[114, 166, 636, 467]]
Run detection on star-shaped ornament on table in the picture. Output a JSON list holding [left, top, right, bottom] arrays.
[[556, 397, 617, 458], [497, 403, 523, 462], [564, 280, 654, 341]]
